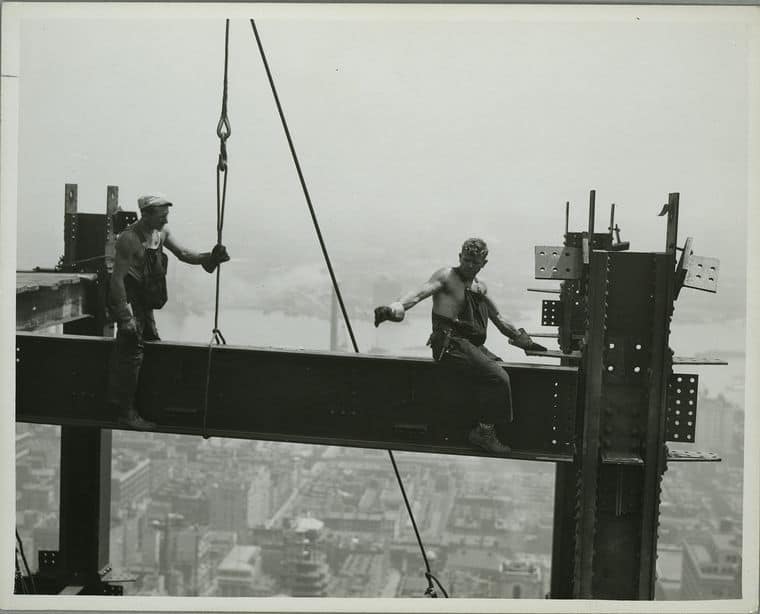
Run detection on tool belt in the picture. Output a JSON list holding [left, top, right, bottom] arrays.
[[427, 327, 454, 362]]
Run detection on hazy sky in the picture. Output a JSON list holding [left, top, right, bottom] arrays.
[[4, 4, 755, 339]]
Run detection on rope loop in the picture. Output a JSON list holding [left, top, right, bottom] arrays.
[[212, 327, 227, 345], [216, 113, 231, 143], [424, 571, 449, 598]]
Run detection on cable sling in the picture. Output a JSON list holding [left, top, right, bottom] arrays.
[[202, 18, 231, 439], [15, 529, 36, 594], [249, 18, 448, 598]]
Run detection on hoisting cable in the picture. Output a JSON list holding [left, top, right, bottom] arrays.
[[249, 18, 448, 598], [15, 529, 36, 593], [15, 552, 28, 594], [202, 18, 232, 440]]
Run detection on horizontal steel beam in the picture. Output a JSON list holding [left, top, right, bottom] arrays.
[[16, 273, 98, 331], [16, 333, 579, 462]]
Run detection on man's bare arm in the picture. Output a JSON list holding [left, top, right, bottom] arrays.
[[374, 269, 447, 327], [163, 227, 208, 265], [481, 285, 520, 339], [482, 284, 547, 352], [396, 268, 448, 311]]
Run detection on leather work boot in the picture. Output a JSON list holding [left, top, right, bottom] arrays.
[[468, 424, 511, 454], [117, 407, 157, 431]]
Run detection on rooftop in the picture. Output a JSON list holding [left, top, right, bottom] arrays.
[[656, 545, 683, 581], [218, 545, 261, 574]]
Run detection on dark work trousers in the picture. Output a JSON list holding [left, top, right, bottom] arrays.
[[432, 336, 514, 424], [107, 291, 160, 412]]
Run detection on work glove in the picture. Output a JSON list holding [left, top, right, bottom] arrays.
[[202, 244, 231, 273], [509, 328, 547, 353], [374, 301, 405, 327]]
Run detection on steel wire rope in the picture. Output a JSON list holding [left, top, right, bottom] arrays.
[[15, 552, 28, 594], [15, 529, 36, 593], [202, 19, 231, 439], [248, 18, 448, 598]]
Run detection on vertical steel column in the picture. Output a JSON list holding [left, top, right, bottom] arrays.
[[550, 201, 587, 599], [104, 186, 119, 274], [58, 420, 112, 578], [635, 253, 672, 597], [637, 193, 679, 596], [63, 184, 78, 265], [550, 461, 578, 597], [573, 251, 609, 597], [58, 184, 113, 586]]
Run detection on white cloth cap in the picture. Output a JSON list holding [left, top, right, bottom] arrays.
[[137, 194, 173, 210]]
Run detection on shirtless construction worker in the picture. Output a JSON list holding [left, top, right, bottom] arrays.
[[373, 238, 545, 454], [107, 194, 230, 429]]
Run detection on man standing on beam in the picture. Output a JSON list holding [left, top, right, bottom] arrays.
[[374, 238, 545, 454], [107, 194, 230, 429]]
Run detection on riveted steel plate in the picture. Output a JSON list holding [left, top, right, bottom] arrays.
[[535, 246, 581, 279], [684, 256, 719, 293], [665, 373, 698, 443], [542, 300, 562, 326], [38, 550, 59, 571]]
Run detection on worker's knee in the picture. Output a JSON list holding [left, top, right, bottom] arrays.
[[479, 362, 509, 386]]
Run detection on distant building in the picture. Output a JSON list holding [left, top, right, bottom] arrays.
[[109, 506, 148, 569], [322, 511, 391, 534], [655, 543, 683, 600], [111, 457, 151, 512], [497, 560, 544, 599], [281, 517, 331, 597], [173, 526, 209, 595], [331, 551, 389, 596], [696, 395, 737, 455], [216, 545, 273, 597], [147, 449, 172, 492], [202, 529, 238, 579], [209, 481, 249, 540], [681, 526, 741, 599], [152, 479, 209, 525], [247, 467, 272, 528]]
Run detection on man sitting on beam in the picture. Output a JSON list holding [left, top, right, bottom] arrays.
[[374, 237, 545, 454]]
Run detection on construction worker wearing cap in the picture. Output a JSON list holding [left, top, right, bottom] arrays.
[[373, 238, 546, 455], [107, 194, 230, 429]]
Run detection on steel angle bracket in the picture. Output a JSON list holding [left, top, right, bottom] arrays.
[[666, 448, 721, 462], [675, 237, 719, 296], [665, 373, 698, 443], [684, 256, 719, 293], [535, 246, 582, 280]]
